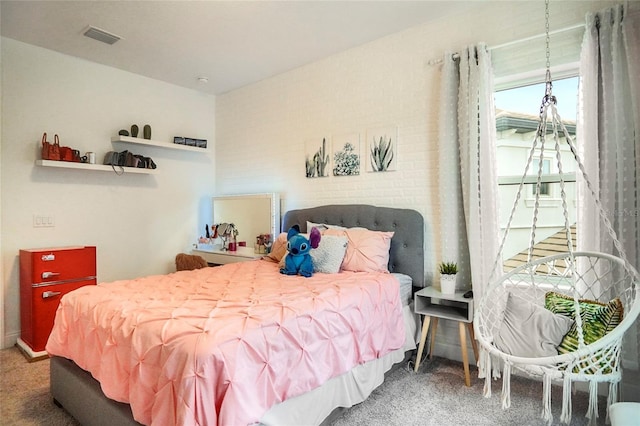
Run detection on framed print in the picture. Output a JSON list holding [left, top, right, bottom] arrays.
[[366, 126, 398, 172], [332, 133, 360, 176], [305, 137, 330, 178]]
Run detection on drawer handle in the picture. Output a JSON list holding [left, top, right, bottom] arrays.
[[42, 271, 60, 279], [42, 291, 61, 299]]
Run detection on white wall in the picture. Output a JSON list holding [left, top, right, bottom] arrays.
[[213, 0, 619, 362], [1, 38, 216, 347]]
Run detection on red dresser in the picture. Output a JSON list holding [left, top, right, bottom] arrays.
[[18, 246, 96, 360]]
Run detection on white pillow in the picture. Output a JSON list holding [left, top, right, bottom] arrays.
[[307, 221, 347, 232], [494, 292, 574, 358], [310, 235, 348, 273], [280, 234, 348, 274]]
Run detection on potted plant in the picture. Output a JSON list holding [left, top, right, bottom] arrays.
[[439, 261, 458, 294]]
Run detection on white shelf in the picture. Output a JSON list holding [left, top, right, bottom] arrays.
[[111, 136, 207, 152], [35, 160, 158, 175]]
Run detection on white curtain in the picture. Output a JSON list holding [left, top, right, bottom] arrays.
[[439, 44, 501, 299], [578, 4, 640, 375]]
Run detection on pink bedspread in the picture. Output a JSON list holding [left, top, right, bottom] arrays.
[[46, 259, 404, 425]]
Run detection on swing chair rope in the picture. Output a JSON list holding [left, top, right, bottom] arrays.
[[476, 1, 640, 424]]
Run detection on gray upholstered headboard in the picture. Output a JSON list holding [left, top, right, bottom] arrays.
[[282, 204, 425, 287]]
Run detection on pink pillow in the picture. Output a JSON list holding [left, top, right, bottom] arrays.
[[324, 228, 394, 273]]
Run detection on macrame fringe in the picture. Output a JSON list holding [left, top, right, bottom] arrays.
[[478, 349, 487, 379], [480, 349, 492, 397], [586, 380, 599, 423], [541, 373, 553, 424], [492, 359, 502, 380], [560, 374, 573, 424], [501, 362, 511, 409]]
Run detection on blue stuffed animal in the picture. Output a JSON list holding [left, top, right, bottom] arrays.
[[280, 225, 321, 277]]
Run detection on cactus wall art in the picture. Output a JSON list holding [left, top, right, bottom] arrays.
[[305, 137, 330, 178], [367, 127, 398, 172]]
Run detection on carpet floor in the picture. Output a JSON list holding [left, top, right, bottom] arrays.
[[0, 346, 607, 425]]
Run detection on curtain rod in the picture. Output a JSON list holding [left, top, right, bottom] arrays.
[[428, 23, 585, 66]]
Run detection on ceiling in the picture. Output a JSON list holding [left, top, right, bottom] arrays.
[[0, 1, 479, 95]]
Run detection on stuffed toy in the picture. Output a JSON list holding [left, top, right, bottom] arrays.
[[175, 253, 208, 271], [280, 225, 321, 277]]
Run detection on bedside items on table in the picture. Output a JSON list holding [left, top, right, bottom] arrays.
[[192, 245, 263, 265], [413, 286, 479, 386]]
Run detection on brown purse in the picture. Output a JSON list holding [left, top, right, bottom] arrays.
[[41, 133, 61, 161], [59, 145, 73, 161]]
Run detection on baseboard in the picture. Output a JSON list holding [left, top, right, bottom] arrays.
[[16, 338, 49, 361], [3, 331, 19, 350]]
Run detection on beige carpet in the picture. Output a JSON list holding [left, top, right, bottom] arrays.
[[0, 347, 79, 425], [0, 345, 607, 426]]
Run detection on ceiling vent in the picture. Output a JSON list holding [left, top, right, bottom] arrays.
[[83, 26, 121, 45]]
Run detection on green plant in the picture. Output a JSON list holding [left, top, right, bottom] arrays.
[[439, 261, 458, 275]]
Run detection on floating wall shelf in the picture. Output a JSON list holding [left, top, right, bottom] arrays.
[[111, 136, 207, 152], [35, 160, 159, 175]]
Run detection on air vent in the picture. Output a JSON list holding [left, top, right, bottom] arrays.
[[83, 26, 121, 45]]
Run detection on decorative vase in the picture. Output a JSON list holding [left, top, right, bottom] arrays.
[[441, 274, 457, 294], [131, 124, 139, 138], [143, 124, 151, 140]]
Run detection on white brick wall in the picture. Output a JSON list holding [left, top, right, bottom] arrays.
[[215, 0, 618, 363]]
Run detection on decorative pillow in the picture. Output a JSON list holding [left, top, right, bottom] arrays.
[[278, 233, 348, 274], [310, 235, 348, 273], [494, 292, 574, 358], [324, 228, 394, 273], [265, 232, 288, 263], [544, 291, 624, 355]]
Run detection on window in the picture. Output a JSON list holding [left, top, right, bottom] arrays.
[[531, 158, 551, 196], [494, 76, 579, 269]]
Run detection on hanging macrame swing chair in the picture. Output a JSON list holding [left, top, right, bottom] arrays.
[[474, 2, 640, 425]]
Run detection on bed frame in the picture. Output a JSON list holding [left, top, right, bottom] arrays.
[[50, 204, 425, 425]]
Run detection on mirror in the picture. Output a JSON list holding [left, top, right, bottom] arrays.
[[211, 193, 280, 246]]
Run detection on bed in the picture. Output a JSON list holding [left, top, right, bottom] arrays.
[[47, 204, 425, 426]]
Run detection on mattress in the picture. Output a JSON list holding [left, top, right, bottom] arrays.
[[393, 273, 414, 306]]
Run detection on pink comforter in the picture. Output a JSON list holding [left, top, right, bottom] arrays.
[[46, 259, 404, 425]]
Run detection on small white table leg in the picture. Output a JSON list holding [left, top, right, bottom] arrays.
[[459, 322, 471, 387], [414, 315, 431, 372]]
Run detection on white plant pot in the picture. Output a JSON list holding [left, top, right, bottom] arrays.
[[441, 274, 457, 294]]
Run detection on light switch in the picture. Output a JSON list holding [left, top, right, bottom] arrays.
[[33, 214, 55, 228]]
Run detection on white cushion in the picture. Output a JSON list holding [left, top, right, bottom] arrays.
[[310, 235, 348, 273], [494, 292, 574, 358]]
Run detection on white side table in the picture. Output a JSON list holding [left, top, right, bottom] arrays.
[[413, 286, 479, 386], [192, 245, 263, 265]]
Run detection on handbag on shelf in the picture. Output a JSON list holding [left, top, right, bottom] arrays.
[[103, 150, 157, 170], [134, 154, 157, 169], [46, 134, 81, 162], [103, 151, 120, 166], [60, 146, 74, 162], [41, 133, 61, 161]]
